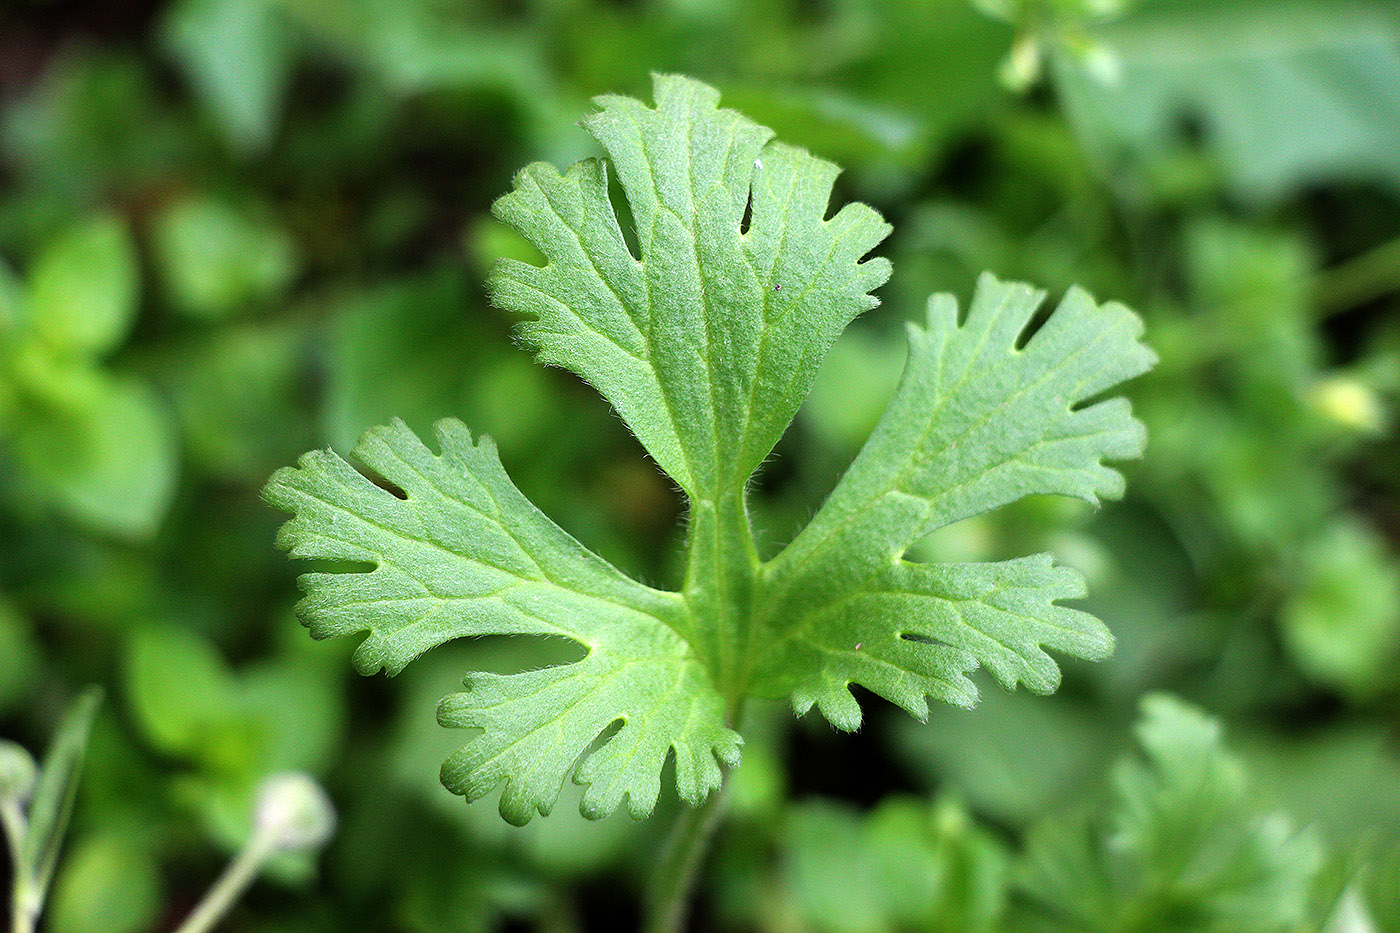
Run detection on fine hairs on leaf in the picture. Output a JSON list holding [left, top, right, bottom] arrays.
[[265, 73, 1155, 827]]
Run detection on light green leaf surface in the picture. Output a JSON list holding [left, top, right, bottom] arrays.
[[268, 76, 1152, 822], [781, 796, 1008, 933], [755, 275, 1155, 727], [152, 195, 298, 318], [1282, 519, 1400, 699], [162, 0, 293, 153], [26, 216, 138, 357], [15, 375, 178, 539], [489, 73, 891, 498], [265, 418, 740, 824]]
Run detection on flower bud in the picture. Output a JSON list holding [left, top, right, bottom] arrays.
[[1309, 376, 1386, 434], [254, 773, 336, 852], [0, 740, 38, 804], [998, 34, 1044, 92]]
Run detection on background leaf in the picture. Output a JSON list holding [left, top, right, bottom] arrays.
[[25, 216, 138, 357], [18, 688, 103, 910]]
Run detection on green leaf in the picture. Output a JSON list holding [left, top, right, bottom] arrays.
[[15, 374, 178, 539], [1016, 694, 1323, 932], [151, 195, 298, 318], [161, 0, 293, 153], [26, 215, 139, 357], [1058, 0, 1400, 201], [47, 832, 161, 933], [1281, 519, 1400, 699], [780, 796, 1008, 933], [754, 275, 1155, 727], [268, 78, 1152, 824], [125, 627, 238, 759], [264, 419, 740, 824], [18, 687, 103, 913], [125, 626, 345, 785], [489, 73, 891, 499]]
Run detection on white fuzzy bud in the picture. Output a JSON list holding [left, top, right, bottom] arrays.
[[254, 773, 336, 852]]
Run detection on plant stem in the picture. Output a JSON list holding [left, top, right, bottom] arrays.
[[2, 799, 34, 933], [11, 893, 33, 933], [174, 832, 275, 933], [1314, 233, 1400, 317], [642, 782, 732, 933], [1, 798, 25, 879], [655, 484, 755, 931]]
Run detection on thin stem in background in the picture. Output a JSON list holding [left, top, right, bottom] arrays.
[[642, 782, 732, 933], [1, 798, 24, 880], [174, 832, 277, 933], [1314, 233, 1400, 318], [2, 799, 34, 933]]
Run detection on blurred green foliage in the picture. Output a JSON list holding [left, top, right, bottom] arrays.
[[0, 0, 1397, 929]]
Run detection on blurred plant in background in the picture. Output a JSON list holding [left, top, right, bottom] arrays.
[[0, 0, 1397, 930]]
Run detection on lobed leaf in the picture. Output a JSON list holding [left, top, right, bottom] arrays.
[[264, 418, 738, 823], [489, 73, 891, 498], [756, 273, 1155, 727], [267, 78, 1154, 823], [1016, 694, 1322, 931]]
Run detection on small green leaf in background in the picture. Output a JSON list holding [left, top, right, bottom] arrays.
[[152, 195, 298, 319], [124, 625, 345, 785], [126, 627, 238, 761], [1, 214, 179, 539], [1016, 694, 1323, 932], [166, 322, 312, 481], [161, 0, 294, 153], [17, 688, 104, 920], [47, 832, 161, 933], [1282, 519, 1400, 699], [25, 216, 139, 357], [782, 796, 1008, 933], [1057, 0, 1400, 201], [14, 375, 178, 539]]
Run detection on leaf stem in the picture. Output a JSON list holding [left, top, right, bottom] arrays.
[[642, 782, 732, 933], [174, 831, 276, 933]]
